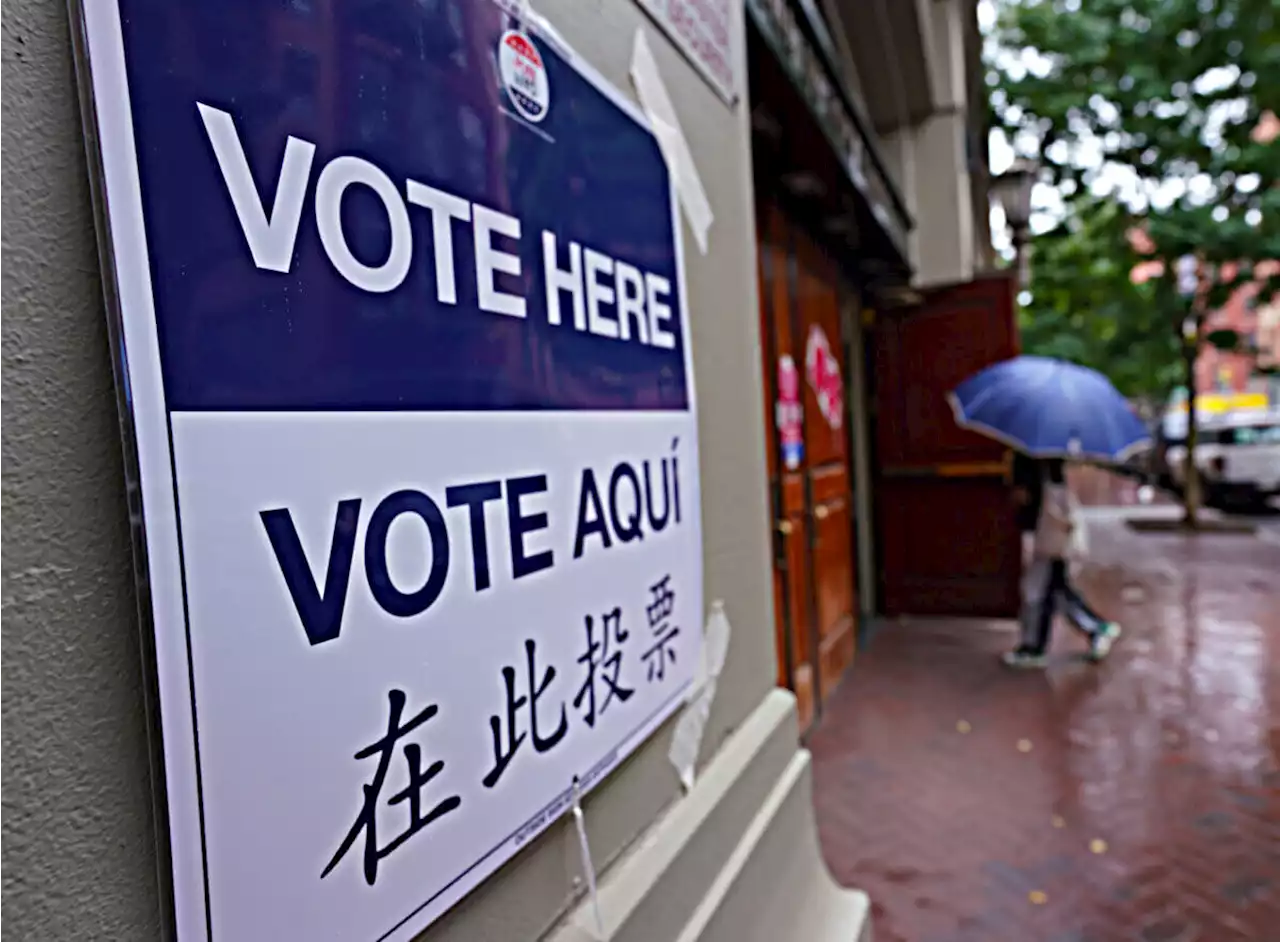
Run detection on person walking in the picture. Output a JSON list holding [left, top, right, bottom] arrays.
[[1011, 451, 1043, 535], [1003, 459, 1122, 668]]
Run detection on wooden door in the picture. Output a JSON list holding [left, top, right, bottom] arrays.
[[758, 198, 857, 732], [872, 275, 1022, 617]]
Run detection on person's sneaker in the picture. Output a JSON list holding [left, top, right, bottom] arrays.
[[1001, 647, 1049, 669], [1088, 622, 1122, 662]]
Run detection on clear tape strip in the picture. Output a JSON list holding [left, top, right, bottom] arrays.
[[571, 777, 605, 939]]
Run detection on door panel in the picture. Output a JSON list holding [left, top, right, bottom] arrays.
[[759, 199, 816, 731], [780, 514, 815, 733], [791, 232, 856, 708], [818, 614, 856, 708], [796, 235, 845, 470], [810, 467, 853, 634], [757, 196, 858, 732], [813, 494, 855, 698], [876, 280, 1015, 467], [877, 477, 1021, 614], [874, 275, 1022, 617], [812, 496, 853, 626]]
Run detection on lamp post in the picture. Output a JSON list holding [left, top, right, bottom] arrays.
[[1175, 254, 1202, 528], [991, 158, 1037, 286]]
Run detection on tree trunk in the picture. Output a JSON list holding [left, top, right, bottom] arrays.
[[1182, 344, 1201, 528]]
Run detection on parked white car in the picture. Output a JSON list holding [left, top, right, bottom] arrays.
[[1166, 408, 1280, 509]]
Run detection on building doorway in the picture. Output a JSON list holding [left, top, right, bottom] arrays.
[[756, 194, 859, 733], [746, 2, 913, 732]]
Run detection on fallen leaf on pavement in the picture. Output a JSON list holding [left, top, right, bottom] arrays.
[[1017, 738, 1033, 753], [956, 720, 971, 734], [1028, 890, 1048, 905], [1090, 838, 1108, 854]]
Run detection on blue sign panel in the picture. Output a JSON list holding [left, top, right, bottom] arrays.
[[121, 0, 688, 413], [77, 1, 703, 939]]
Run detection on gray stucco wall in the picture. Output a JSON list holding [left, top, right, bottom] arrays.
[[3, 1, 164, 937], [1, 1, 776, 939]]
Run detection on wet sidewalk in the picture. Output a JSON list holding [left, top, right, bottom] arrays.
[[809, 509, 1280, 942]]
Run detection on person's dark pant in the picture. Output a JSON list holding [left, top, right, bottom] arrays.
[[1027, 559, 1106, 653]]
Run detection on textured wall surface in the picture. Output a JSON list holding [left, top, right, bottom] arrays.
[[1, 1, 776, 939], [2, 1, 164, 938]]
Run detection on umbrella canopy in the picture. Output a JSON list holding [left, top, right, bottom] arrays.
[[948, 356, 1152, 463]]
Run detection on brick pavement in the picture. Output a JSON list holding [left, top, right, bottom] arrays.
[[809, 508, 1280, 942]]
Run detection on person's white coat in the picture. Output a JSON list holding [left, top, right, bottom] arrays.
[[1019, 480, 1091, 646]]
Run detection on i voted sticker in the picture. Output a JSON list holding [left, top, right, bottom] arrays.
[[499, 30, 550, 123]]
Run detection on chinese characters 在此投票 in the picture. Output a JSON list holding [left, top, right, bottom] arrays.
[[322, 574, 683, 884]]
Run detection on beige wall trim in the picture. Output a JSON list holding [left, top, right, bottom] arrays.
[[549, 690, 870, 942], [683, 753, 871, 942]]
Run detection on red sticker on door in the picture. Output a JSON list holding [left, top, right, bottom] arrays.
[[805, 325, 843, 431], [776, 354, 804, 470]]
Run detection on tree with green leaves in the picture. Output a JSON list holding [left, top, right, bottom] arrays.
[[989, 0, 1280, 527], [1018, 196, 1182, 409]]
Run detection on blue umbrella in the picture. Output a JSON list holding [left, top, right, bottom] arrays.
[[948, 355, 1152, 462]]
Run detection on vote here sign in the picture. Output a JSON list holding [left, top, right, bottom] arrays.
[[75, 1, 703, 939]]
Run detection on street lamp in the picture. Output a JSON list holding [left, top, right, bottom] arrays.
[[991, 158, 1038, 285]]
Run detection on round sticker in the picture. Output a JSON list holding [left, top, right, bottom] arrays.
[[805, 325, 844, 431], [498, 30, 550, 123]]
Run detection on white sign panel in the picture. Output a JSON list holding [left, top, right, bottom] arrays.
[[637, 0, 739, 103], [75, 1, 703, 939]]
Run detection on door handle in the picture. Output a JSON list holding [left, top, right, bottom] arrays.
[[813, 504, 830, 520], [776, 519, 794, 535]]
